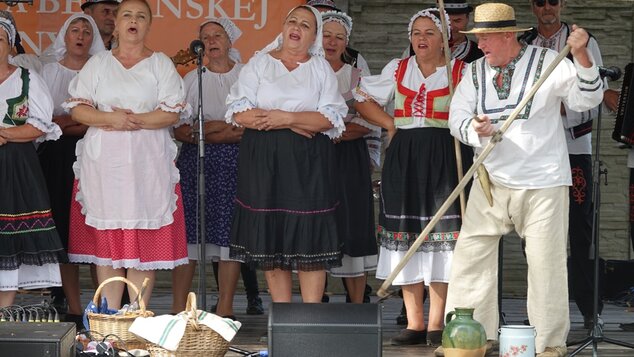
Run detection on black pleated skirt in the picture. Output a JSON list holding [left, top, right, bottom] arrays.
[[334, 138, 377, 257], [378, 127, 473, 253], [229, 129, 342, 271], [0, 142, 67, 271]]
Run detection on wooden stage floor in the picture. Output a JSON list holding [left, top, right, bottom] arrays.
[[15, 289, 634, 356]]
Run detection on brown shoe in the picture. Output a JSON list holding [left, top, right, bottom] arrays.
[[536, 346, 567, 357]]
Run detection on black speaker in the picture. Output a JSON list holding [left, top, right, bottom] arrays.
[[605, 259, 634, 298], [268, 303, 382, 357], [0, 322, 76, 357]]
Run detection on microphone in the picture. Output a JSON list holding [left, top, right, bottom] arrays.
[[189, 39, 205, 56], [598, 66, 622, 81]]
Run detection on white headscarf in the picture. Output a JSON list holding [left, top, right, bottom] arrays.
[[0, 18, 16, 48], [49, 14, 106, 62], [260, 5, 324, 57], [408, 7, 451, 41], [321, 10, 353, 44], [199, 17, 242, 63]]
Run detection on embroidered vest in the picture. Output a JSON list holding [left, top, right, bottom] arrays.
[[393, 58, 465, 128], [2, 67, 30, 127]]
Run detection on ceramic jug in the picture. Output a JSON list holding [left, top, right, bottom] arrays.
[[442, 307, 487, 357]]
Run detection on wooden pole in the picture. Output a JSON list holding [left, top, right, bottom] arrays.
[[437, 0, 466, 216]]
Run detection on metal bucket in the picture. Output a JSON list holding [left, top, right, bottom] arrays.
[[498, 325, 535, 357]]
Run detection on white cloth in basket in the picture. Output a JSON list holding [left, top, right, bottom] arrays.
[[129, 314, 188, 351], [192, 310, 241, 342], [129, 312, 241, 351]]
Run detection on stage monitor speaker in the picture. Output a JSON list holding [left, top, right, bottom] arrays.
[[268, 302, 382, 357], [605, 259, 634, 298], [0, 322, 76, 357]]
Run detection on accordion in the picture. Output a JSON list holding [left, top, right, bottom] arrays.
[[612, 63, 634, 144]]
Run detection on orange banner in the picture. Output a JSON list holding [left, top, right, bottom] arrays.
[[3, 0, 304, 74]]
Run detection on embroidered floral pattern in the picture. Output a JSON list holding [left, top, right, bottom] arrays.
[[0, 210, 57, 235], [486, 48, 547, 123], [492, 45, 527, 100], [14, 101, 28, 119], [629, 181, 634, 223], [377, 225, 458, 252], [159, 101, 187, 112], [64, 97, 95, 108], [571, 166, 587, 204], [353, 86, 375, 103]]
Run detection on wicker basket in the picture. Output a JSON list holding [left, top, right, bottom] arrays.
[[146, 293, 230, 357], [87, 276, 154, 350]]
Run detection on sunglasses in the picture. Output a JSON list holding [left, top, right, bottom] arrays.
[[533, 0, 560, 7]]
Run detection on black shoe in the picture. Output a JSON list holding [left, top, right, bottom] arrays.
[[51, 295, 67, 315], [619, 322, 634, 331], [321, 294, 330, 303], [246, 296, 264, 315], [583, 315, 600, 329], [427, 330, 443, 347], [391, 329, 427, 346], [396, 302, 408, 325], [210, 304, 217, 313], [363, 284, 372, 303]]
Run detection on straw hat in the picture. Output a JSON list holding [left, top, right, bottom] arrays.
[[461, 3, 531, 34]]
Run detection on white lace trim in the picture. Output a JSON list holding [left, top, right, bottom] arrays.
[[68, 254, 189, 271], [319, 105, 345, 139], [225, 97, 254, 126], [328, 254, 377, 278], [72, 135, 181, 230], [26, 116, 62, 143], [350, 116, 380, 132], [158, 101, 193, 128]]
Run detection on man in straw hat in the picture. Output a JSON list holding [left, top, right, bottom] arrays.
[[525, 0, 607, 331], [443, 3, 603, 357]]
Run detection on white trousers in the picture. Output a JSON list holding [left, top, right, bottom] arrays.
[[445, 179, 570, 353]]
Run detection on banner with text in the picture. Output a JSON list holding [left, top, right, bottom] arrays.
[[3, 0, 304, 73]]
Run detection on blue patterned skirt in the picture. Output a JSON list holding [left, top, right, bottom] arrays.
[[176, 142, 239, 247]]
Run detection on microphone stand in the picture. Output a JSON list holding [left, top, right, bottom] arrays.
[[193, 48, 207, 310], [568, 73, 634, 356]]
